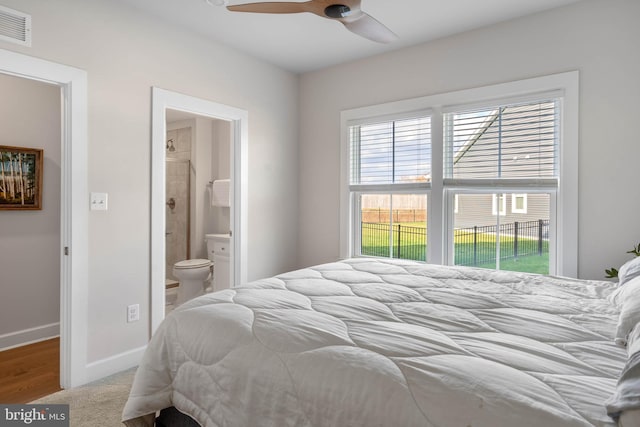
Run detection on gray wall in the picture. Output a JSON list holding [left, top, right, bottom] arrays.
[[0, 74, 61, 346], [0, 0, 299, 362], [299, 0, 640, 280]]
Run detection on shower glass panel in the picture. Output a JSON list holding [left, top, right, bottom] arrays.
[[166, 158, 190, 282]]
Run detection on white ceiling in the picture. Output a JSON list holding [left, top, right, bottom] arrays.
[[114, 0, 584, 74]]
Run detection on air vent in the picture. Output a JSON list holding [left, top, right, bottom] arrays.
[[0, 5, 31, 47]]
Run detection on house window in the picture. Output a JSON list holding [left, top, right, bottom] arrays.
[[492, 194, 506, 216], [341, 72, 578, 276], [512, 194, 527, 214]]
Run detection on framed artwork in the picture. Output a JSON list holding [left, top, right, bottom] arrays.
[[0, 145, 43, 210]]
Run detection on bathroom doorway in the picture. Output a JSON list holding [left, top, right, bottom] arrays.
[[151, 88, 248, 333], [164, 112, 233, 314]]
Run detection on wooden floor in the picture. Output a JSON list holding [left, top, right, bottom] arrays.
[[0, 338, 61, 403]]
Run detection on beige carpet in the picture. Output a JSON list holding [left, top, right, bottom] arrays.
[[31, 367, 136, 427]]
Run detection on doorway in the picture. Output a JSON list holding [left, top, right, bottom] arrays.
[[163, 112, 234, 314], [0, 49, 89, 388], [150, 88, 248, 333], [0, 73, 61, 401]]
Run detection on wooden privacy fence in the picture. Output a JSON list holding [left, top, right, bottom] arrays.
[[361, 208, 427, 224]]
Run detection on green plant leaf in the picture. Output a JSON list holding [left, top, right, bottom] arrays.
[[627, 243, 640, 257], [605, 267, 619, 279]]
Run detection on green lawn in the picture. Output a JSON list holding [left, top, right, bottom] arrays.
[[476, 255, 549, 274], [361, 222, 549, 274]]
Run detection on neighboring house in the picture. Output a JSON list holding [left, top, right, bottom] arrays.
[[453, 193, 549, 229], [451, 102, 554, 228]]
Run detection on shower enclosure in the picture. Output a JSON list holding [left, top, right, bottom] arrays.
[[165, 158, 190, 282]]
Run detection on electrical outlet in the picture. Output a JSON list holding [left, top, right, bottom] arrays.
[[90, 192, 108, 211], [127, 304, 140, 323]]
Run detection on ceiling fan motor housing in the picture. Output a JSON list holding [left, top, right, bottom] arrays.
[[324, 4, 351, 19]]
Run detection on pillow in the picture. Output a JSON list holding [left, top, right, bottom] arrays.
[[614, 275, 640, 347], [619, 256, 640, 287]]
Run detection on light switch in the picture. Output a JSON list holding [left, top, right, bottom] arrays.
[[90, 192, 108, 211]]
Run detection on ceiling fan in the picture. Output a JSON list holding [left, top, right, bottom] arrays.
[[226, 0, 398, 44]]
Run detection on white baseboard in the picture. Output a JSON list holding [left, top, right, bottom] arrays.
[[85, 345, 147, 384], [0, 323, 60, 351]]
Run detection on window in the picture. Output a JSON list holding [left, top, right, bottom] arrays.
[[350, 117, 431, 186], [341, 72, 579, 276], [512, 194, 527, 214], [349, 117, 431, 261], [444, 99, 558, 273], [453, 192, 550, 273], [492, 194, 506, 216], [443, 101, 558, 181], [358, 194, 428, 261]]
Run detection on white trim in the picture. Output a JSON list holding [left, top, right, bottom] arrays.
[[340, 71, 579, 277], [0, 323, 60, 352], [0, 49, 89, 388], [555, 77, 579, 277], [492, 193, 507, 216], [85, 345, 146, 384], [151, 87, 248, 335], [345, 108, 433, 128], [340, 118, 352, 259], [441, 89, 564, 114], [349, 183, 430, 193], [444, 178, 558, 189], [511, 194, 528, 214], [429, 108, 444, 264]]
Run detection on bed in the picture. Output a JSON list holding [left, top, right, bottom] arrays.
[[122, 258, 640, 426]]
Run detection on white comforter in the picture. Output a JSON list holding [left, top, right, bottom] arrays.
[[122, 258, 626, 427]]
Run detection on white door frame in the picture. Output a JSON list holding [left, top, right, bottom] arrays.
[[151, 87, 248, 334], [0, 49, 89, 388]]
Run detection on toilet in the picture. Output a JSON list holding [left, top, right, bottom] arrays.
[[173, 258, 212, 305]]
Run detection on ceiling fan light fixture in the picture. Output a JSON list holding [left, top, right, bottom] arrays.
[[324, 4, 351, 19], [205, 0, 229, 6]]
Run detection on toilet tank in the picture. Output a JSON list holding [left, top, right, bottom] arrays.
[[205, 233, 230, 262], [205, 233, 232, 291]]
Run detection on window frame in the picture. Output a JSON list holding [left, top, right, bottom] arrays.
[[446, 188, 554, 271], [512, 194, 528, 214], [354, 191, 430, 261], [340, 71, 579, 277], [492, 193, 507, 216]]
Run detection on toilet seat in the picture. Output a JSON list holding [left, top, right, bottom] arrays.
[[174, 259, 211, 269]]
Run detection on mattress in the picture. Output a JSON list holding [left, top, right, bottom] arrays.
[[122, 258, 628, 427]]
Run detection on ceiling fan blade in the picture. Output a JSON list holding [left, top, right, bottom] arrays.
[[226, 1, 311, 14], [227, 1, 397, 43], [342, 11, 397, 43]]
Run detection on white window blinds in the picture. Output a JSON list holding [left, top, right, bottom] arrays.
[[350, 117, 431, 188], [444, 99, 558, 184]]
